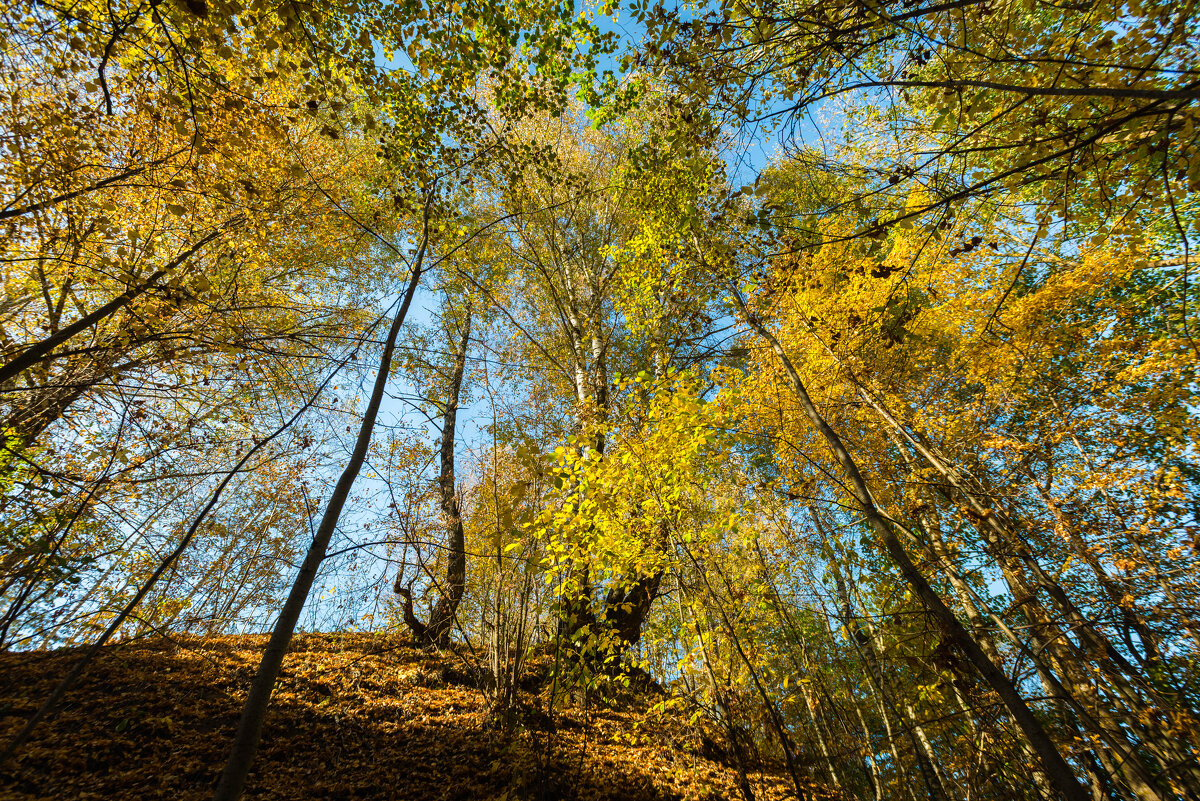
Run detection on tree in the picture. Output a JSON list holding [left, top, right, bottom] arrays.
[[394, 295, 473, 647], [678, 141, 1200, 797], [636, 0, 1199, 239], [464, 99, 727, 664], [4, 4, 1200, 800]]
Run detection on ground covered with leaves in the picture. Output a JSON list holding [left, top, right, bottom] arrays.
[[0, 633, 793, 800]]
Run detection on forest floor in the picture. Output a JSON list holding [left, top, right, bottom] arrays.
[[0, 633, 795, 800]]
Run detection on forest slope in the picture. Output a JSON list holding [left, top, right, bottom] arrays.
[[0, 634, 792, 801]]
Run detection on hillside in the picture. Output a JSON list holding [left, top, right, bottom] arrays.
[[0, 634, 792, 801]]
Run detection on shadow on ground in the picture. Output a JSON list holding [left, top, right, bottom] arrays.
[[0, 633, 791, 800]]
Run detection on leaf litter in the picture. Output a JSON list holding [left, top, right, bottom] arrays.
[[0, 633, 794, 800]]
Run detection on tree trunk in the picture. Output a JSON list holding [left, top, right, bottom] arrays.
[[859, 384, 1195, 798], [734, 295, 1089, 801], [212, 207, 431, 801], [396, 308, 472, 647]]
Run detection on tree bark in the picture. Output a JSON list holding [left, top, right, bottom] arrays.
[[602, 570, 662, 648]]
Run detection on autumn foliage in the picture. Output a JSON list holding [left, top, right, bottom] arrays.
[[2, 1, 1199, 800]]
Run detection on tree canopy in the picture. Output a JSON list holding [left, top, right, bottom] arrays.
[[2, 1, 1198, 800]]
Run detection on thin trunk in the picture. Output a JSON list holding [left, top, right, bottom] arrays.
[[212, 207, 430, 801], [1, 367, 329, 764], [395, 308, 472, 647], [732, 293, 1088, 801], [902, 701, 953, 801], [683, 541, 807, 799], [800, 685, 845, 794], [833, 559, 949, 801], [852, 696, 884, 801], [860, 385, 1196, 797], [817, 512, 942, 801], [878, 424, 1053, 799], [689, 596, 759, 801]]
